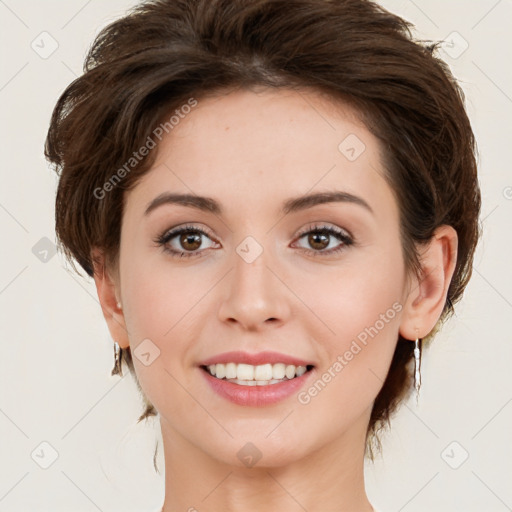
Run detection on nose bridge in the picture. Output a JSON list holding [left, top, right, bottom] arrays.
[[217, 233, 290, 329]]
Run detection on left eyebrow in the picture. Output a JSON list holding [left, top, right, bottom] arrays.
[[144, 190, 374, 217], [281, 191, 374, 215]]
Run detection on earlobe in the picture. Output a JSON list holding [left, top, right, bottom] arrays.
[[90, 247, 130, 349], [399, 225, 458, 340]]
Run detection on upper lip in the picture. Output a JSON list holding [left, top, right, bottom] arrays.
[[199, 351, 314, 367]]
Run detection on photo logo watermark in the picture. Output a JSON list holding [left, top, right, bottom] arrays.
[[237, 442, 263, 468], [93, 97, 198, 200], [441, 441, 469, 469], [297, 301, 402, 405]]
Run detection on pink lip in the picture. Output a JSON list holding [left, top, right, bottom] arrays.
[[199, 366, 316, 406], [199, 350, 314, 367]]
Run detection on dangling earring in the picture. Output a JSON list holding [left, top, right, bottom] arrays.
[[111, 341, 123, 376], [413, 336, 422, 404]]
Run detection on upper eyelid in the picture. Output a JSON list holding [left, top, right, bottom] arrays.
[[295, 223, 352, 238], [162, 223, 215, 238]]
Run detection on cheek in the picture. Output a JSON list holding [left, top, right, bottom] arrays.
[[299, 244, 405, 401], [119, 256, 211, 398], [121, 252, 206, 339], [303, 240, 405, 343]]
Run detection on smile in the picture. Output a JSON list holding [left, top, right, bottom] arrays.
[[200, 363, 316, 406], [202, 362, 313, 386]]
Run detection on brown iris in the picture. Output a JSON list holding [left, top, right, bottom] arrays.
[[307, 231, 329, 251], [179, 231, 202, 251]]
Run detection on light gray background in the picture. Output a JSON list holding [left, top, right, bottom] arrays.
[[1, 1, 511, 511]]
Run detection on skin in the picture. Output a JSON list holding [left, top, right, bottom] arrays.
[[92, 86, 457, 512]]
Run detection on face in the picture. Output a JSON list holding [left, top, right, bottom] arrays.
[[116, 87, 411, 467]]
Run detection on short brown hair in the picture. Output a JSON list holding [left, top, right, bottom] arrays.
[[45, 0, 481, 460]]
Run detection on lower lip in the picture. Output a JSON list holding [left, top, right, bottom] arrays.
[[199, 367, 315, 406]]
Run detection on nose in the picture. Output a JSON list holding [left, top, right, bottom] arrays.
[[217, 242, 291, 332]]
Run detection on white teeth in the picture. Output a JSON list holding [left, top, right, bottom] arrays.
[[296, 366, 307, 377], [237, 363, 254, 381], [285, 365, 296, 379], [215, 363, 226, 379], [206, 362, 310, 382], [225, 362, 237, 379], [273, 363, 286, 379], [254, 363, 273, 381]]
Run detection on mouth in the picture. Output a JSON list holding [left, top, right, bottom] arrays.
[[200, 363, 315, 386], [197, 350, 317, 405]]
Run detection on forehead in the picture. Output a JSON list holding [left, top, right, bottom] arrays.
[[124, 87, 396, 221]]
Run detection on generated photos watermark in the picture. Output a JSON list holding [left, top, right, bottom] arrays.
[[297, 301, 402, 405]]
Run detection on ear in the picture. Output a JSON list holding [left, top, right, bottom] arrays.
[[91, 247, 130, 349], [399, 225, 458, 340]]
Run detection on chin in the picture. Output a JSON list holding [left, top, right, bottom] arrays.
[[210, 431, 310, 469]]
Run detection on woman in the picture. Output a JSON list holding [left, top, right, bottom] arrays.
[[45, 0, 481, 510]]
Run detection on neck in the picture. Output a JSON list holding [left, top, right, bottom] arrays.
[[159, 409, 375, 512]]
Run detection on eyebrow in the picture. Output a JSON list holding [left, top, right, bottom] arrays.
[[144, 190, 374, 217]]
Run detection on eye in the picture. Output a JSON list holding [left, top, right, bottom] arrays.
[[154, 224, 218, 259], [154, 222, 354, 260], [292, 223, 354, 257]]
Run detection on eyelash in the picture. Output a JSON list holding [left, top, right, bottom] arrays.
[[154, 223, 354, 259]]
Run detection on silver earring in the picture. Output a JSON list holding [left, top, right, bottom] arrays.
[[413, 337, 422, 404], [111, 341, 123, 376]]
